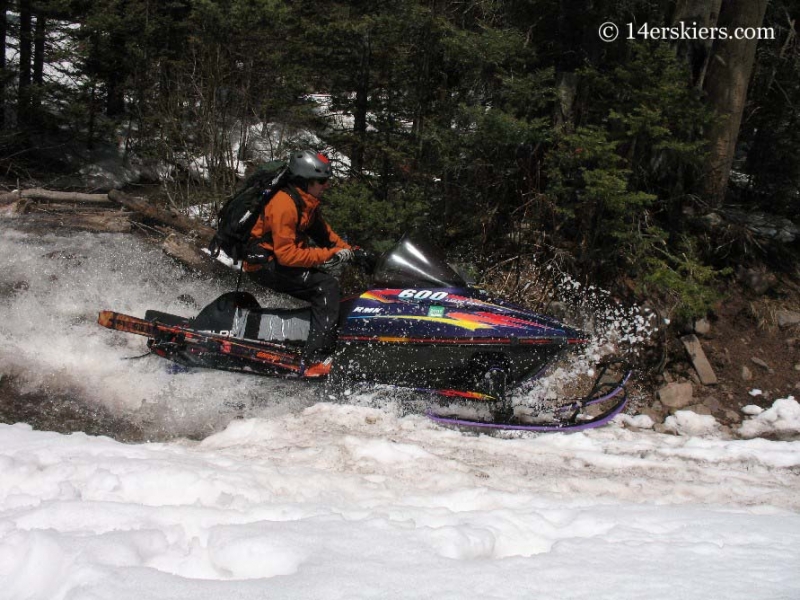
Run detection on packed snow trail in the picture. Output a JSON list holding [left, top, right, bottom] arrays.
[[1, 405, 799, 600]]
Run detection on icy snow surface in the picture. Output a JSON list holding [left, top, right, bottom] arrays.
[[1, 226, 800, 599]]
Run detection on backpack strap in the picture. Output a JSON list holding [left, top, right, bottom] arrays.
[[284, 185, 305, 224], [245, 185, 307, 262]]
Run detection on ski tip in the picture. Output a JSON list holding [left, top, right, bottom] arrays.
[[97, 311, 115, 328]]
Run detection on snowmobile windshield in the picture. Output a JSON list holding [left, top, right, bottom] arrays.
[[372, 234, 468, 288]]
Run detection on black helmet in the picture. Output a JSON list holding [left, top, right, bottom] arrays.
[[288, 150, 333, 180]]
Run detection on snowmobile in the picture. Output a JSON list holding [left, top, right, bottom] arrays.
[[98, 234, 631, 432]]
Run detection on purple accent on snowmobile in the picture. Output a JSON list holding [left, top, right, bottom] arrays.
[[554, 370, 632, 413], [426, 370, 631, 432]]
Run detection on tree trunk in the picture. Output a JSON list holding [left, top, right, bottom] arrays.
[[32, 10, 46, 112], [18, 0, 32, 124], [554, 0, 590, 131], [702, 0, 769, 207], [0, 0, 7, 128], [105, 0, 128, 117], [670, 0, 723, 88], [351, 32, 370, 176]]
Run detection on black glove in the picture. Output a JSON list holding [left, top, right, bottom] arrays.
[[353, 248, 378, 273], [320, 248, 354, 270], [335, 248, 354, 263]]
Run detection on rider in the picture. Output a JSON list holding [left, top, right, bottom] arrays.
[[243, 150, 353, 377]]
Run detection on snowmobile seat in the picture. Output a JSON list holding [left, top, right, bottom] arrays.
[[146, 292, 310, 343], [244, 307, 310, 342]]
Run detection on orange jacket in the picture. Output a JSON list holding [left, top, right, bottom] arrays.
[[244, 186, 350, 270]]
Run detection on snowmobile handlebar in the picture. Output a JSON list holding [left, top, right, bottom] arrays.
[[352, 248, 378, 274]]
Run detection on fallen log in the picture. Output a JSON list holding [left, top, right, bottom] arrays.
[[0, 188, 111, 205], [161, 232, 236, 278], [108, 189, 215, 244], [3, 186, 229, 275], [11, 212, 132, 233], [162, 233, 209, 271], [17, 202, 121, 214]]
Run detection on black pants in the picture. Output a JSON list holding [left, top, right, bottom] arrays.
[[247, 263, 340, 358]]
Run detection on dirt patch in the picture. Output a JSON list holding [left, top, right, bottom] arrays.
[[657, 288, 800, 427]]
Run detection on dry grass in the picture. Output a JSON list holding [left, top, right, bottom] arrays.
[[747, 297, 800, 330]]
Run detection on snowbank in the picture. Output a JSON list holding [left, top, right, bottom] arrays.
[[1, 406, 800, 599], [739, 397, 800, 439]]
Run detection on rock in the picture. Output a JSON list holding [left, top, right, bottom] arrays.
[[694, 318, 711, 336], [795, 363, 800, 372], [724, 209, 800, 243], [777, 310, 800, 329], [685, 404, 712, 416], [740, 366, 753, 381], [701, 212, 724, 229], [681, 334, 718, 385], [751, 356, 771, 371], [737, 266, 777, 295], [724, 410, 742, 424], [177, 293, 198, 308], [653, 423, 674, 435], [640, 407, 665, 425], [702, 397, 722, 412], [657, 381, 694, 409]]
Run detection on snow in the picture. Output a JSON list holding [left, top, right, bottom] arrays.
[[740, 397, 800, 439], [2, 409, 800, 599], [1, 226, 800, 599], [663, 410, 721, 437]]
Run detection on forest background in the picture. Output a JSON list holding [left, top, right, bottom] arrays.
[[0, 0, 797, 321]]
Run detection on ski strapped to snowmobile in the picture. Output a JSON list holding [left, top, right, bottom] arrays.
[[98, 234, 632, 432]]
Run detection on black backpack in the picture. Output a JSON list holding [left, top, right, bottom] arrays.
[[208, 160, 291, 265]]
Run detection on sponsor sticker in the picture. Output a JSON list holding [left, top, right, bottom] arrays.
[[427, 305, 445, 318]]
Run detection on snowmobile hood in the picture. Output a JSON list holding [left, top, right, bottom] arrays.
[[349, 233, 588, 344], [342, 285, 588, 344]]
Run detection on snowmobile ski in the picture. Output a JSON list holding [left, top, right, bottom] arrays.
[[426, 367, 632, 432]]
